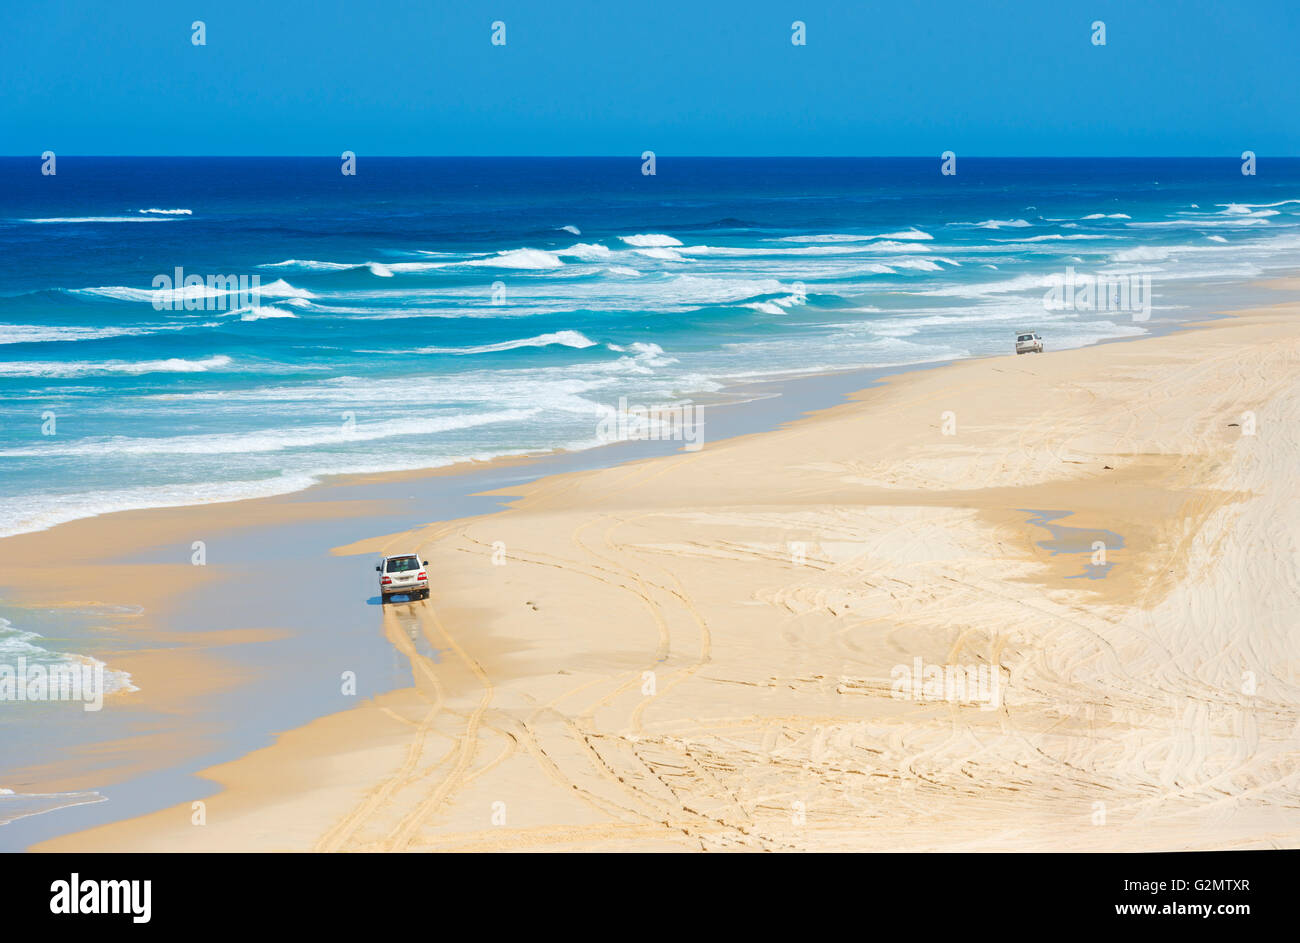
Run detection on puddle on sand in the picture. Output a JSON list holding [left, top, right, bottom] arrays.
[[1019, 509, 1125, 580]]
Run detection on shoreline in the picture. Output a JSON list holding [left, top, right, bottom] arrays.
[[1, 332, 977, 847], [5, 287, 1300, 851], [5, 270, 1282, 547]]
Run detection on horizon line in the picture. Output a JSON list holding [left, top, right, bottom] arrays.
[[3, 153, 1294, 161]]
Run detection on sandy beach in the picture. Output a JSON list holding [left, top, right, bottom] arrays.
[[13, 291, 1300, 852]]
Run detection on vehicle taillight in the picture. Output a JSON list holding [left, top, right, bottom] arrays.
[[417, 572, 427, 580], [381, 576, 392, 585]]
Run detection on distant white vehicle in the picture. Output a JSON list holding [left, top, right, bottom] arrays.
[[1015, 331, 1044, 354], [376, 552, 429, 601]]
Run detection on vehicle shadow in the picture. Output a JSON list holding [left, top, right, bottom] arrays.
[[366, 594, 427, 606]]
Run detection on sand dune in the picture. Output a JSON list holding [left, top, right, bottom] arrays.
[[38, 301, 1300, 852]]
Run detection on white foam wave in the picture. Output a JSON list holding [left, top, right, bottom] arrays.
[[877, 228, 933, 240], [888, 258, 944, 271], [468, 249, 564, 269], [1110, 246, 1170, 262], [21, 216, 172, 223], [854, 240, 941, 253], [0, 355, 234, 377], [1216, 199, 1300, 210], [229, 306, 297, 321], [1126, 217, 1268, 228], [73, 278, 313, 305], [415, 330, 598, 355], [137, 208, 192, 215], [0, 617, 137, 696], [243, 278, 309, 298], [653, 274, 792, 306], [742, 294, 818, 313], [0, 790, 108, 827], [0, 408, 543, 459], [0, 325, 162, 345], [619, 234, 683, 247], [633, 247, 685, 261], [679, 244, 897, 257], [601, 341, 677, 370], [556, 243, 613, 261], [259, 259, 356, 272], [0, 475, 323, 539], [380, 261, 445, 274], [917, 273, 1054, 297], [974, 219, 1033, 229], [259, 260, 398, 277], [1001, 234, 1108, 242], [777, 229, 932, 243]]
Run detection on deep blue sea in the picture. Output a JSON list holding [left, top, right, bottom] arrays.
[[1, 156, 1298, 554]]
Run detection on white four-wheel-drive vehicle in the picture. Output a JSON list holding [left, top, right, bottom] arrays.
[[1015, 331, 1044, 354], [376, 552, 429, 601]]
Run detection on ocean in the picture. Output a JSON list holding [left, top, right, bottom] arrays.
[[1, 156, 1298, 547]]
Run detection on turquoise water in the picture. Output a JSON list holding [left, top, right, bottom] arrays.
[[1, 156, 1297, 543]]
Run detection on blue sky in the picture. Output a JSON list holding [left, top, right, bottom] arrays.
[[2, 0, 1296, 155]]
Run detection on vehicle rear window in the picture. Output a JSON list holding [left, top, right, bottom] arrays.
[[385, 556, 420, 573], [1017, 334, 1032, 341]]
